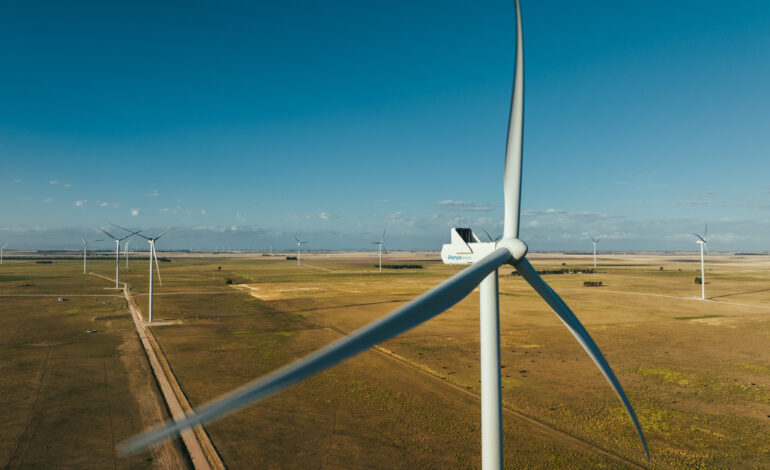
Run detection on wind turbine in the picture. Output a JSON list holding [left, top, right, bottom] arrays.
[[80, 237, 103, 274], [372, 230, 386, 272], [294, 236, 307, 265], [694, 225, 708, 300], [0, 244, 6, 265], [98, 227, 140, 288], [120, 1, 649, 465], [113, 224, 170, 323], [124, 239, 132, 268], [591, 237, 601, 269]]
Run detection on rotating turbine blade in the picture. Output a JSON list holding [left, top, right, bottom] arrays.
[[381, 229, 386, 243], [514, 257, 649, 459], [111, 223, 151, 241], [481, 227, 493, 242], [119, 247, 514, 455], [98, 227, 118, 240], [502, 0, 525, 239], [155, 227, 173, 240], [152, 243, 163, 287], [694, 233, 705, 243]]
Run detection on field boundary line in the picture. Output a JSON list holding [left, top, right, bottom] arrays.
[[318, 325, 646, 469]]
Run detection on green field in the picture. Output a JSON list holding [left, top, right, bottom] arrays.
[[2, 252, 770, 468]]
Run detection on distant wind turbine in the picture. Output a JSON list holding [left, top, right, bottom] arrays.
[[372, 230, 386, 272], [124, 239, 131, 268], [694, 225, 708, 300], [98, 227, 140, 288], [0, 243, 6, 265], [113, 224, 171, 323], [294, 237, 307, 265], [120, 0, 649, 464], [591, 237, 601, 269], [81, 237, 103, 274]]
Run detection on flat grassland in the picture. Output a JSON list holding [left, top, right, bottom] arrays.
[[3, 251, 770, 468], [0, 260, 188, 469]]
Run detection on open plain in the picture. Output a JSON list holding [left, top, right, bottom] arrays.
[[2, 251, 770, 468]]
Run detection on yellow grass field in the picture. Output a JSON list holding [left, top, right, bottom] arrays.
[[2, 251, 770, 468]]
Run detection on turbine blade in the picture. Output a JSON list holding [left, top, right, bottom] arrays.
[[153, 244, 162, 287], [596, 238, 600, 243], [155, 227, 173, 240], [514, 257, 649, 459], [591, 237, 596, 243], [694, 233, 705, 243], [503, 0, 524, 239], [112, 223, 152, 240], [481, 227, 493, 242], [98, 227, 118, 240], [704, 224, 707, 238], [381, 229, 386, 243], [118, 247, 514, 455]]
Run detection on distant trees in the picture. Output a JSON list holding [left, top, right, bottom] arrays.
[[695, 277, 702, 285], [583, 280, 603, 287]]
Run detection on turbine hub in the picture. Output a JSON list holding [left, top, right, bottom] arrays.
[[498, 237, 528, 264]]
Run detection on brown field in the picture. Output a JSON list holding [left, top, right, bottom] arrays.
[[2, 251, 770, 468]]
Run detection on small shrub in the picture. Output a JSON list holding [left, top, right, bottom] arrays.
[[286, 256, 297, 260], [225, 278, 233, 285], [695, 277, 702, 285], [659, 266, 664, 271], [583, 280, 603, 287], [217, 266, 222, 270]]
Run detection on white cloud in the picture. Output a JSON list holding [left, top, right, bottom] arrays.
[[98, 202, 109, 207], [177, 198, 183, 203], [63, 183, 71, 188], [147, 190, 159, 197], [49, 180, 58, 185], [432, 200, 492, 211], [41, 198, 53, 203], [130, 208, 140, 216], [200, 209, 207, 215], [12, 179, 22, 183], [236, 212, 246, 221], [74, 200, 87, 207], [319, 212, 330, 220]]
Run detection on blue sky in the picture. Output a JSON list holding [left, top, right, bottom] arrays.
[[1, 0, 769, 251]]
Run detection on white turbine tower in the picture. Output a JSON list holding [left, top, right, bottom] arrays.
[[98, 227, 140, 288], [121, 1, 649, 464], [591, 237, 601, 269], [294, 236, 307, 265], [124, 239, 132, 268], [113, 224, 170, 323], [0, 243, 7, 265], [695, 225, 708, 300], [81, 237, 103, 275], [372, 230, 386, 272]]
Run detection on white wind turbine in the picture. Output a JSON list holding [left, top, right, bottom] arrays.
[[0, 243, 7, 265], [591, 237, 601, 269], [294, 236, 307, 265], [113, 224, 171, 323], [694, 225, 708, 300], [80, 237, 103, 274], [98, 227, 140, 288], [372, 230, 386, 272], [124, 239, 132, 268], [121, 1, 649, 464]]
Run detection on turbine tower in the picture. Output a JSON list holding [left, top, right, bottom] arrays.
[[113, 224, 170, 323], [81, 237, 103, 275], [98, 227, 140, 288], [294, 237, 307, 265], [591, 237, 600, 269], [121, 1, 649, 465], [694, 225, 708, 300], [372, 230, 386, 272], [124, 239, 132, 268], [0, 244, 6, 265]]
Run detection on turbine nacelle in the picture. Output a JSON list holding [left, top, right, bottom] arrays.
[[440, 227, 527, 265]]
